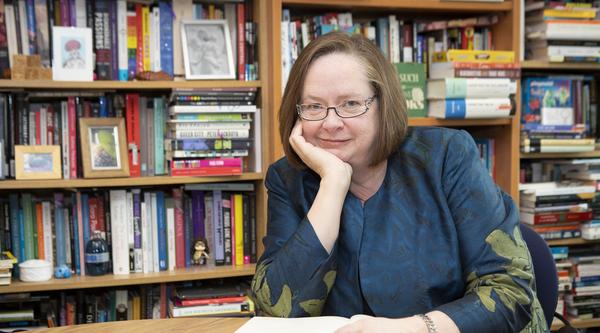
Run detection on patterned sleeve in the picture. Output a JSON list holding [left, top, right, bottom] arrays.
[[434, 130, 548, 333], [250, 164, 338, 317]]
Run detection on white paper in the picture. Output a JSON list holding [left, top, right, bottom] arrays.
[[235, 315, 368, 333]]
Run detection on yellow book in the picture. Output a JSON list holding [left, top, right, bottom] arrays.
[[432, 49, 515, 63], [234, 194, 244, 266], [142, 6, 151, 71], [543, 8, 597, 19]]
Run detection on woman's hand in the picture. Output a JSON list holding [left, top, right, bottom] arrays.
[[289, 120, 353, 187], [334, 315, 427, 333]]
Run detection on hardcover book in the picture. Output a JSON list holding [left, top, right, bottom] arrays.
[[394, 63, 427, 117]]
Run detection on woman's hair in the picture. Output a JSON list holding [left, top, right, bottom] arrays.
[[279, 31, 408, 168]]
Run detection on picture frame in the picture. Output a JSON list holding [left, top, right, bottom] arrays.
[[15, 145, 62, 180], [52, 26, 94, 81], [181, 20, 236, 80], [79, 118, 130, 178]]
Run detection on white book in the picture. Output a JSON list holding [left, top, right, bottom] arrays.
[[281, 9, 291, 92], [388, 15, 400, 64], [110, 190, 130, 275], [141, 194, 150, 274], [42, 201, 53, 266], [521, 183, 596, 197], [428, 98, 512, 119], [527, 21, 600, 41], [75, 0, 87, 27], [166, 201, 176, 272], [427, 78, 514, 99], [126, 191, 134, 272], [168, 105, 257, 114], [252, 108, 262, 173], [117, 0, 128, 81], [5, 3, 18, 66], [301, 21, 310, 48], [18, 0, 28, 55], [39, 107, 47, 145]]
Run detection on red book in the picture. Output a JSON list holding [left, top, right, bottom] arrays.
[[67, 97, 77, 179], [522, 210, 593, 225], [35, 110, 41, 145], [36, 202, 44, 259], [88, 197, 99, 235], [125, 94, 141, 177], [177, 295, 247, 307], [135, 4, 144, 75], [236, 3, 245, 80], [170, 166, 242, 177]]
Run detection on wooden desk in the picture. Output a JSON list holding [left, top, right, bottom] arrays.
[[32, 318, 249, 333]]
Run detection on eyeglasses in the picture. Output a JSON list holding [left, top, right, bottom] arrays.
[[296, 95, 377, 121]]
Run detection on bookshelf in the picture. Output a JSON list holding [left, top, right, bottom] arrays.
[[0, 0, 271, 309], [266, 0, 522, 199]]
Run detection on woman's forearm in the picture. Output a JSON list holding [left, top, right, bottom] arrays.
[[307, 176, 350, 253]]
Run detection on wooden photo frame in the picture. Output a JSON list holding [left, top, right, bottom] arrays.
[[15, 145, 62, 180], [181, 20, 235, 80], [79, 118, 130, 178]]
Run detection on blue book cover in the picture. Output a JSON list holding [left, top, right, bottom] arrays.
[[212, 190, 224, 265], [54, 193, 66, 266], [522, 77, 573, 126], [81, 194, 90, 249], [154, 97, 165, 175], [156, 191, 167, 271], [18, 210, 25, 263], [98, 96, 108, 117], [191, 191, 205, 240], [159, 1, 174, 78], [25, 0, 37, 54], [9, 194, 20, 276], [71, 193, 81, 275], [443, 99, 467, 119]]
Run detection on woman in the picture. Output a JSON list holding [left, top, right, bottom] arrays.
[[251, 32, 546, 333]]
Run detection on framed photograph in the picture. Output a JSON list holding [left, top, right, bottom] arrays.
[[181, 20, 235, 80], [15, 145, 62, 180], [79, 118, 130, 178], [52, 26, 93, 81]]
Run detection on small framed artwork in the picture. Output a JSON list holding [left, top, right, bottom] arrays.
[[79, 118, 130, 178], [15, 145, 62, 180], [181, 20, 235, 80], [52, 26, 93, 81]]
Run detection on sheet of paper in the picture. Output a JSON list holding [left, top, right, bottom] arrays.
[[235, 316, 351, 333]]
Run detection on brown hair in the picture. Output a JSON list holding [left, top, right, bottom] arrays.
[[279, 31, 408, 168]]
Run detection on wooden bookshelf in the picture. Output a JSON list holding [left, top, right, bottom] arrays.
[[0, 79, 261, 90], [521, 151, 600, 159], [0, 173, 263, 190], [521, 60, 600, 71], [546, 237, 600, 247], [0, 264, 256, 294], [408, 117, 513, 127], [552, 318, 600, 331], [282, 0, 513, 11]]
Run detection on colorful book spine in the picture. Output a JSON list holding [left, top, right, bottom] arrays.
[[126, 4, 137, 79], [222, 194, 232, 266], [156, 191, 167, 271], [234, 193, 243, 266], [158, 0, 173, 78]]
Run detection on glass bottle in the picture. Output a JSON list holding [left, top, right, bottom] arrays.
[[85, 231, 110, 276]]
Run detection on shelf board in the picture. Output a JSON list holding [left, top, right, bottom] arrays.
[[408, 117, 512, 127], [282, 0, 512, 11], [552, 317, 600, 330], [0, 172, 263, 190], [0, 79, 261, 90], [0, 264, 256, 294], [546, 237, 600, 246], [521, 61, 600, 71], [521, 151, 600, 159]]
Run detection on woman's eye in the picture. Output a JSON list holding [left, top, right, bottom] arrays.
[[344, 100, 361, 107]]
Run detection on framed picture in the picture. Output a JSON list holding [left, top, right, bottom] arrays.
[[79, 118, 130, 178], [181, 20, 235, 80], [15, 145, 62, 180], [52, 26, 93, 81]]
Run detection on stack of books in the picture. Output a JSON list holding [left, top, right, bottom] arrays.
[[565, 247, 600, 320], [525, 1, 600, 63], [519, 181, 596, 240], [169, 284, 254, 318], [0, 251, 16, 286], [166, 88, 257, 176], [427, 49, 516, 119], [521, 77, 595, 153]]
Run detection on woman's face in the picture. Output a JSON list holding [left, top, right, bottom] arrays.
[[300, 53, 378, 170]]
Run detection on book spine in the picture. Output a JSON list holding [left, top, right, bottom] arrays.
[[110, 190, 129, 275], [158, 1, 173, 78], [54, 193, 66, 266], [33, 0, 50, 66], [212, 190, 224, 265], [173, 129, 250, 139], [172, 188, 185, 269], [169, 166, 242, 177], [42, 201, 53, 265], [94, 0, 112, 80], [156, 191, 167, 271], [116, 0, 128, 80], [126, 4, 136, 79], [141, 5, 150, 71], [132, 189, 142, 273], [154, 97, 165, 175], [234, 193, 243, 266], [109, 0, 118, 80], [25, 0, 36, 54], [166, 203, 175, 271], [242, 193, 250, 264]]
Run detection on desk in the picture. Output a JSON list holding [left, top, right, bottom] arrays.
[[32, 317, 250, 333]]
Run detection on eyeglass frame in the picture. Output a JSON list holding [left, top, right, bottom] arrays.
[[295, 95, 377, 121]]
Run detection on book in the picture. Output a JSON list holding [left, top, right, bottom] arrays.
[[394, 63, 426, 117], [428, 98, 513, 119], [235, 315, 370, 333], [522, 77, 573, 126], [427, 78, 514, 99]]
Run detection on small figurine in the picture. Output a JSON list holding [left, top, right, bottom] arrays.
[[54, 264, 72, 279], [192, 238, 210, 265]]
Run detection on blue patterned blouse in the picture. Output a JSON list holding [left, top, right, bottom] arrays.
[[251, 127, 547, 333]]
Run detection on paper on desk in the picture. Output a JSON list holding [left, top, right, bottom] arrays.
[[235, 315, 366, 333]]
